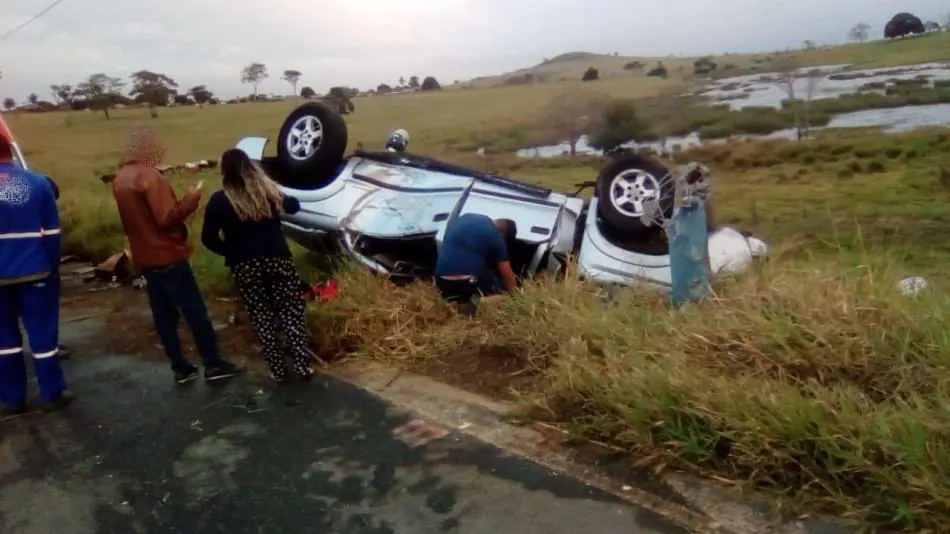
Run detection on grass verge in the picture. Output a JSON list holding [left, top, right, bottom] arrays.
[[308, 249, 949, 531]]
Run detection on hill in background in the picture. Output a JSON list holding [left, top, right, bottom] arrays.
[[448, 31, 950, 89]]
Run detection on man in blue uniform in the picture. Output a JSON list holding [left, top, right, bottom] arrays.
[[0, 136, 71, 414], [434, 213, 519, 316]]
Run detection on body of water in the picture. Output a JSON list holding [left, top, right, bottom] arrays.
[[702, 62, 950, 110], [516, 62, 950, 159]]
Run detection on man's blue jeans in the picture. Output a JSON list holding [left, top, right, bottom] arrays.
[[141, 261, 226, 372]]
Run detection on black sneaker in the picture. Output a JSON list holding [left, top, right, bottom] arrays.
[[40, 391, 74, 413], [174, 366, 200, 385], [297, 367, 316, 382], [204, 362, 245, 382]]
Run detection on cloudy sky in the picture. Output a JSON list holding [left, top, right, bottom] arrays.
[[0, 0, 946, 100]]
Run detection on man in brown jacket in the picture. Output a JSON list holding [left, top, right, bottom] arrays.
[[112, 124, 243, 384]]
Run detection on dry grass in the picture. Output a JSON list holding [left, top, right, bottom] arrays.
[[310, 251, 950, 530], [298, 127, 950, 530]]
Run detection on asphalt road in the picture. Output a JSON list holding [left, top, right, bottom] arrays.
[[0, 314, 687, 534]]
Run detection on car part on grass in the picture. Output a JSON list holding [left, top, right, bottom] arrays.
[[233, 102, 769, 293], [898, 276, 928, 296], [668, 198, 712, 307], [98, 159, 220, 183]]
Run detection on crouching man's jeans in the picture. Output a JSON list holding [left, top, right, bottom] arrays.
[[141, 261, 227, 373], [0, 275, 67, 406]]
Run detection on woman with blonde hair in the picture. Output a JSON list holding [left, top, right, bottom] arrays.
[[201, 148, 313, 382]]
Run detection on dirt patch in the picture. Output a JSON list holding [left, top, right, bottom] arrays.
[[57, 266, 537, 400], [408, 345, 540, 401], [59, 271, 266, 375]]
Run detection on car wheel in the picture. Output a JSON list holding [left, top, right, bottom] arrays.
[[595, 154, 674, 235], [276, 101, 348, 184]]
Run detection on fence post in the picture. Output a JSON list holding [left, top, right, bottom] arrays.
[[666, 196, 711, 307]]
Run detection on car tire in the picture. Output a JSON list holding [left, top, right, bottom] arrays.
[[276, 101, 349, 184], [595, 154, 674, 235]]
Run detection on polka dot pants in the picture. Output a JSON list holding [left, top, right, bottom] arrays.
[[232, 256, 311, 380]]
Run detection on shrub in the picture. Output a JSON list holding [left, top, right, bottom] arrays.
[[884, 147, 903, 159], [588, 99, 649, 152], [866, 159, 887, 173]]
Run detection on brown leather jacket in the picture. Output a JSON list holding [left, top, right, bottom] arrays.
[[112, 162, 200, 269]]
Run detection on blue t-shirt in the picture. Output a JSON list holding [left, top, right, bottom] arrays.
[[435, 213, 509, 279]]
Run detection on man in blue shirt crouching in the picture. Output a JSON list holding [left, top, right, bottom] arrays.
[[434, 214, 520, 316]]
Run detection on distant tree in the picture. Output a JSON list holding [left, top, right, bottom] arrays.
[[398, 76, 405, 87], [323, 86, 356, 114], [582, 67, 599, 81], [693, 57, 718, 75], [188, 85, 214, 107], [802, 40, 816, 49], [241, 62, 269, 97], [408, 76, 420, 88], [173, 95, 195, 106], [129, 70, 179, 117], [282, 69, 302, 96], [76, 73, 125, 119], [376, 83, 393, 94], [2, 97, 14, 111], [27, 93, 38, 106], [848, 22, 871, 42], [541, 86, 605, 156], [50, 84, 76, 108], [300, 86, 316, 99], [588, 99, 649, 153], [773, 58, 823, 140], [884, 12, 925, 39], [944, 13, 950, 29], [421, 76, 441, 91], [925, 20, 941, 32], [646, 61, 668, 78]]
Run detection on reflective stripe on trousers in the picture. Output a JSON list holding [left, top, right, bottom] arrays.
[[0, 228, 62, 239]]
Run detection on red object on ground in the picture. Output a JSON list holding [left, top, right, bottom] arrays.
[[303, 279, 340, 302]]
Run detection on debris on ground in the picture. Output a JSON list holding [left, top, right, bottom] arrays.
[[93, 251, 132, 283], [303, 279, 340, 302], [99, 159, 219, 183], [898, 276, 928, 296]]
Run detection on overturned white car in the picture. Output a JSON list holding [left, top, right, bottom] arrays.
[[233, 101, 767, 289]]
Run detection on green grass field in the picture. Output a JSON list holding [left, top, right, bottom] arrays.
[[7, 32, 950, 530]]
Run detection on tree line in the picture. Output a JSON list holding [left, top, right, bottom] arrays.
[[0, 62, 445, 119]]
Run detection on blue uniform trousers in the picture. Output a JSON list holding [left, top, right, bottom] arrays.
[[0, 275, 66, 406]]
